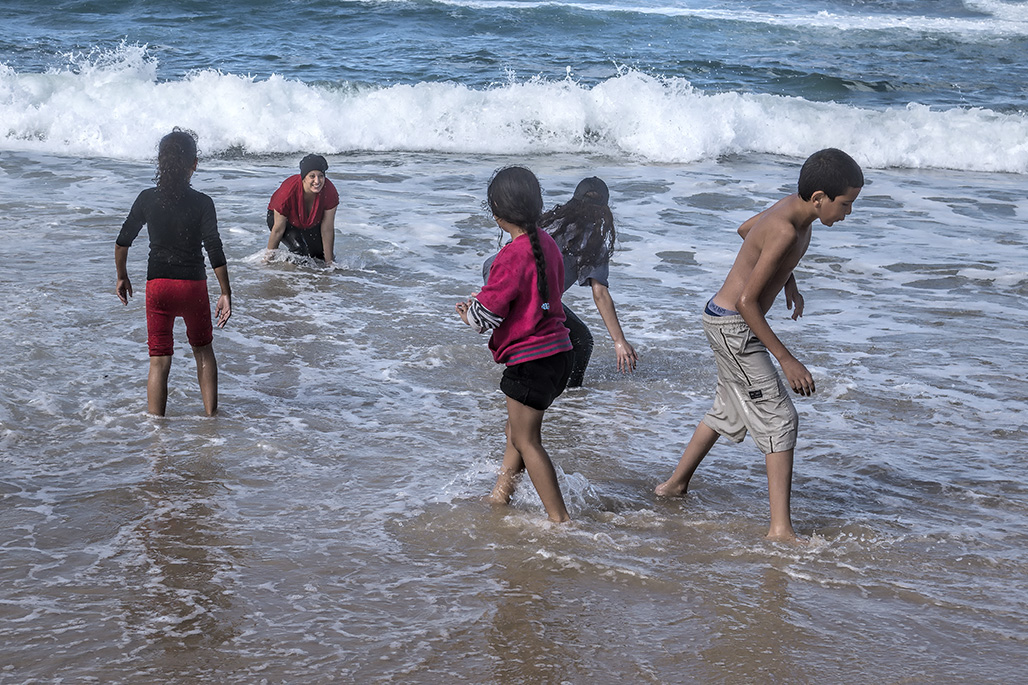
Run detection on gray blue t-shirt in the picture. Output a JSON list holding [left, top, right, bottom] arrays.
[[482, 220, 610, 292]]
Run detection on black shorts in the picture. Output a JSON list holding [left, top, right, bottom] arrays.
[[500, 350, 573, 411]]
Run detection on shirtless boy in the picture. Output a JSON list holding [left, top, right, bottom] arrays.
[[655, 148, 864, 542]]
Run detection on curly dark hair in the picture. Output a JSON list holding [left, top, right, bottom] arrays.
[[154, 128, 198, 204]]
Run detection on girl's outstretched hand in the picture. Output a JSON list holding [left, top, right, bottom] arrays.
[[116, 277, 133, 305], [615, 340, 638, 373], [455, 300, 471, 325], [215, 294, 232, 328]]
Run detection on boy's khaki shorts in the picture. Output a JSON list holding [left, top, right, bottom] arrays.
[[700, 313, 798, 455]]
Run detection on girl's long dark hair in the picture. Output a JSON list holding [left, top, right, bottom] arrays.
[[154, 128, 198, 204], [542, 176, 615, 276], [487, 166, 550, 310]]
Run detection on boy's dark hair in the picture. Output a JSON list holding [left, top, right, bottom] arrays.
[[542, 176, 615, 277], [797, 148, 863, 201], [488, 166, 551, 311], [154, 128, 198, 205]]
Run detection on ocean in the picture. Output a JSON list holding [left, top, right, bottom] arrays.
[[1, 0, 1026, 682]]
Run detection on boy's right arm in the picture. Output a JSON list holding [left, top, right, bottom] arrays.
[[736, 209, 767, 240], [735, 227, 815, 396]]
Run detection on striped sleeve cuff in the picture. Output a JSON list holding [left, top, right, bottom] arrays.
[[466, 297, 503, 334]]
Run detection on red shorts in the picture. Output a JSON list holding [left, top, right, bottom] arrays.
[[145, 278, 213, 357]]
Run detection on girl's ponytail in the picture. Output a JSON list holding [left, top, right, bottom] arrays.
[[524, 222, 550, 310]]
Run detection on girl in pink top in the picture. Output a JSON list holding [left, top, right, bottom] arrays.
[[456, 167, 574, 523]]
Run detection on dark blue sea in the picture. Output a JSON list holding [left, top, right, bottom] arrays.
[[1, 1, 1026, 682]]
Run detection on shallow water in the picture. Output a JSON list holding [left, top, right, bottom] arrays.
[[1, 149, 1026, 682], [4, 0, 1028, 680]]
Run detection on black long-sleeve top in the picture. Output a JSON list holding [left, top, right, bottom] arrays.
[[117, 187, 227, 281]]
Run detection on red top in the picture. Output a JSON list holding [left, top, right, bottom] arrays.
[[477, 231, 572, 365], [268, 174, 340, 229]]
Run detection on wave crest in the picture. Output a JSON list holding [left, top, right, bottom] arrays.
[[1, 47, 1026, 173]]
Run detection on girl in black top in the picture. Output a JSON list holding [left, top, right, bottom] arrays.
[[115, 129, 232, 416]]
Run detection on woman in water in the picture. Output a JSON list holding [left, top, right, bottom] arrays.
[[266, 153, 339, 264]]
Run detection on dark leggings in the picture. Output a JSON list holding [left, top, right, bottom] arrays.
[[267, 210, 325, 260], [562, 304, 593, 388]]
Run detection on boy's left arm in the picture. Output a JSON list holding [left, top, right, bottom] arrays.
[[784, 274, 803, 320], [741, 211, 803, 319]]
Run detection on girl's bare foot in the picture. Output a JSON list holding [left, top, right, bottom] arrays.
[[654, 479, 688, 497], [766, 528, 809, 545]]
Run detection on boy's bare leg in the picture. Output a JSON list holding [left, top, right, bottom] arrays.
[[147, 355, 172, 416], [488, 420, 525, 505], [655, 422, 720, 497], [192, 344, 219, 416], [505, 397, 570, 523], [765, 449, 799, 542]]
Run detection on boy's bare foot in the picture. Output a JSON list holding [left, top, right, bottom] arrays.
[[654, 479, 688, 497]]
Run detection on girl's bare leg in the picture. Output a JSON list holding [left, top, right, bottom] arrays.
[[192, 344, 219, 416], [147, 355, 173, 416], [655, 421, 720, 497], [488, 420, 525, 504], [505, 397, 569, 523]]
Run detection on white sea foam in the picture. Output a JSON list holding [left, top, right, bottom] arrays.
[[409, 0, 1028, 37], [966, 0, 1028, 23], [1, 47, 1026, 173]]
